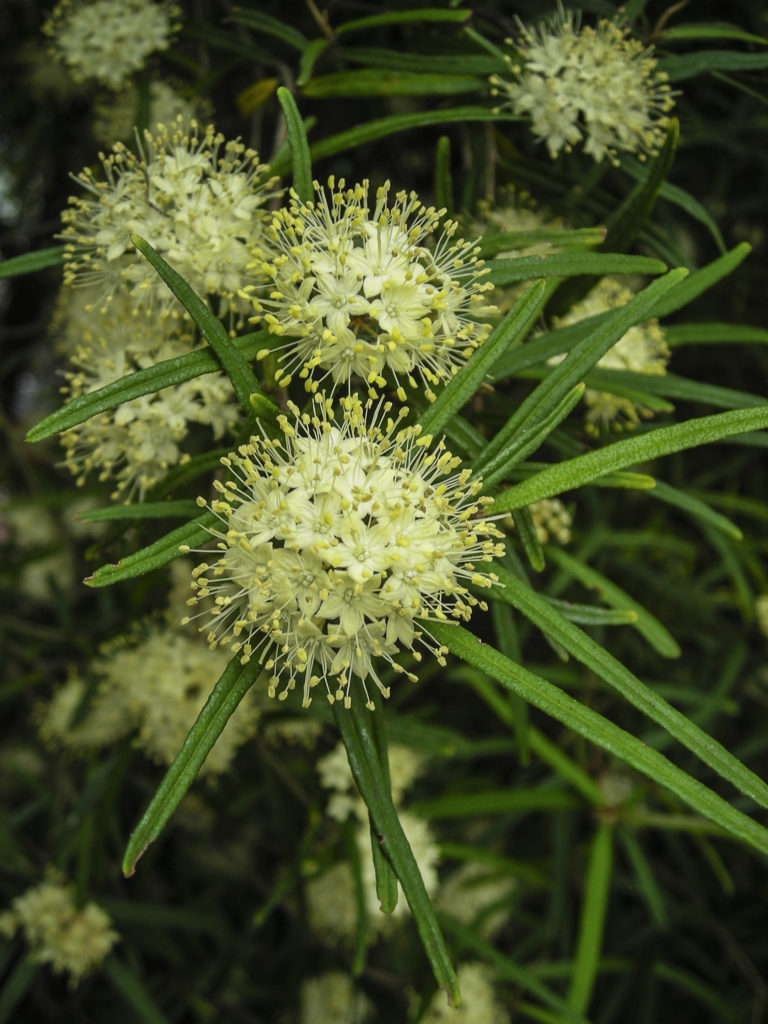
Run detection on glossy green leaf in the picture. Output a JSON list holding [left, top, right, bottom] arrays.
[[130, 235, 264, 419], [26, 331, 274, 443], [647, 244, 751, 319], [658, 50, 768, 82], [340, 46, 504, 74], [486, 252, 666, 286], [76, 500, 198, 523], [511, 506, 546, 572], [428, 622, 768, 855], [434, 136, 453, 215], [491, 406, 768, 512], [475, 227, 605, 259], [418, 280, 550, 438], [606, 121, 678, 253], [475, 269, 687, 481], [545, 598, 639, 627], [277, 87, 313, 203], [230, 7, 308, 48], [567, 823, 614, 1014], [122, 655, 261, 876], [0, 246, 66, 279], [85, 511, 216, 588], [302, 69, 486, 97], [490, 563, 768, 811], [308, 107, 516, 165], [335, 8, 470, 34], [665, 322, 768, 347], [544, 546, 680, 657], [648, 480, 742, 540], [661, 22, 768, 44], [334, 692, 460, 1006]]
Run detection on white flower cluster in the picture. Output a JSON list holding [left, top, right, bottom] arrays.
[[92, 80, 205, 146], [420, 962, 509, 1024], [182, 396, 504, 709], [61, 120, 277, 315], [299, 972, 372, 1024], [38, 622, 261, 775], [491, 8, 674, 164], [552, 276, 670, 432], [0, 876, 118, 986], [44, 0, 180, 89], [58, 297, 236, 499], [247, 178, 494, 400]]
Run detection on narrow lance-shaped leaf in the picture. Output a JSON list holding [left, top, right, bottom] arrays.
[[77, 500, 199, 523], [122, 656, 261, 876], [428, 622, 768, 856], [333, 692, 460, 1006], [475, 268, 688, 480], [486, 252, 667, 286], [25, 331, 275, 443], [418, 280, 551, 438], [567, 822, 614, 1014], [130, 235, 268, 421], [0, 246, 66, 279], [489, 564, 768, 812], [276, 86, 313, 203], [85, 511, 217, 587], [492, 406, 768, 511]]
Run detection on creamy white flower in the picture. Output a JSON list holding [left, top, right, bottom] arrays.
[[0, 876, 118, 986], [246, 178, 494, 400], [299, 972, 372, 1024], [59, 300, 237, 500], [44, 0, 180, 89], [182, 396, 503, 708], [420, 962, 509, 1024], [491, 8, 674, 164], [60, 121, 278, 315]]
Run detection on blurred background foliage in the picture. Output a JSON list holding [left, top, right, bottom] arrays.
[[2, 1, 768, 1022]]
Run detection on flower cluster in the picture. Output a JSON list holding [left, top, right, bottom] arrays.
[[552, 276, 670, 431], [182, 396, 503, 708], [246, 178, 494, 400], [44, 0, 180, 89], [419, 963, 509, 1024], [92, 80, 206, 146], [38, 622, 261, 775], [61, 120, 277, 315], [491, 8, 674, 164], [0, 876, 118, 986], [58, 298, 236, 499]]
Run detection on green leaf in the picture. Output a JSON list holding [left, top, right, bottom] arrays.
[[648, 480, 742, 541], [230, 7, 308, 48], [103, 957, 173, 1024], [340, 46, 504, 75], [475, 227, 605, 259], [544, 598, 639, 627], [658, 50, 768, 82], [567, 823, 614, 1014], [491, 406, 768, 512], [333, 691, 460, 1006], [475, 269, 687, 482], [411, 788, 579, 818], [302, 69, 486, 97], [661, 22, 768, 45], [307, 107, 516, 166], [649, 244, 751, 321], [617, 827, 668, 928], [544, 547, 680, 658], [428, 622, 768, 856], [26, 331, 276, 443], [85, 511, 216, 588], [0, 246, 66, 279], [335, 8, 471, 34], [490, 563, 768, 812], [0, 959, 36, 1024], [434, 136, 453, 215], [486, 252, 667, 286], [276, 87, 313, 203], [77, 500, 199, 523], [122, 655, 261, 876], [511, 506, 546, 572], [296, 39, 330, 88], [130, 235, 265, 420], [418, 280, 551, 438], [665, 322, 768, 347], [606, 120, 678, 253]]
